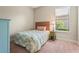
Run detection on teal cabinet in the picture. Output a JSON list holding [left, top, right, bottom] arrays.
[[0, 19, 10, 53]]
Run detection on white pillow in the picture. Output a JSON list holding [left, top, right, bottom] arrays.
[[37, 26, 46, 31]]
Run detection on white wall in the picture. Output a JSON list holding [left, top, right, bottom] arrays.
[[0, 6, 34, 35], [34, 6, 78, 43], [34, 7, 55, 22], [78, 7, 79, 44], [34, 6, 55, 31]]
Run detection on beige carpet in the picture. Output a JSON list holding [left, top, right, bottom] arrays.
[[11, 40, 79, 53]]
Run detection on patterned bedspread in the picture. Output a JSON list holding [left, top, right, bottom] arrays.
[[14, 30, 49, 52]]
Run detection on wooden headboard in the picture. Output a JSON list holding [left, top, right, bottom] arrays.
[[35, 21, 50, 30]]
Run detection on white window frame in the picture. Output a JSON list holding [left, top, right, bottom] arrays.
[[54, 7, 70, 32]]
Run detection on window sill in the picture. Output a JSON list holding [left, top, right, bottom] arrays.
[[54, 30, 69, 33]]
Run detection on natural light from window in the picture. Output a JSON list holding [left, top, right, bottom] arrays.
[[55, 7, 70, 32]]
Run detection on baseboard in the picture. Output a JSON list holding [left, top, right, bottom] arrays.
[[77, 41, 79, 45], [57, 38, 77, 44]]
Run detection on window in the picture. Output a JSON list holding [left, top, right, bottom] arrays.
[[55, 7, 69, 32]]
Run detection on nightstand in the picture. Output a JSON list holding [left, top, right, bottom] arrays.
[[49, 31, 56, 41]]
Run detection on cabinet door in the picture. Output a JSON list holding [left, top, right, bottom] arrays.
[[0, 20, 10, 53]]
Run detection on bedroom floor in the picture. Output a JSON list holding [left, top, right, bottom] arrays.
[[10, 40, 79, 53]]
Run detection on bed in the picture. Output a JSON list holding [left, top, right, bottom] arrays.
[[14, 22, 50, 52]]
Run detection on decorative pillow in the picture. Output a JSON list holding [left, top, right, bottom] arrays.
[[37, 26, 46, 31]]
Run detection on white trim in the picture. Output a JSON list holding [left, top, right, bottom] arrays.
[[78, 7, 79, 44], [77, 42, 79, 45], [57, 39, 77, 44], [55, 30, 69, 33]]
